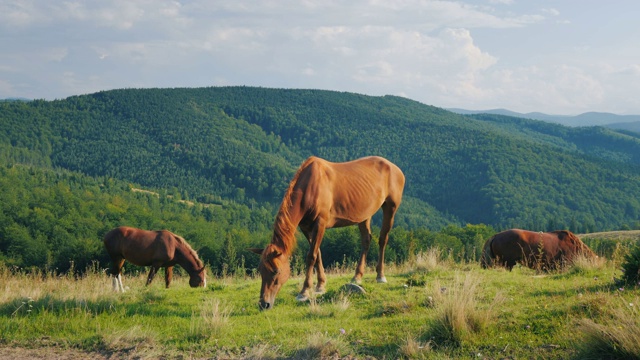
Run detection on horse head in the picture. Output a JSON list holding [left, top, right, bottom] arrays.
[[189, 265, 207, 288], [249, 245, 291, 310]]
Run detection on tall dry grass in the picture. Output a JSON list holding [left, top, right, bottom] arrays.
[[398, 335, 434, 359], [290, 331, 352, 359], [575, 296, 640, 359], [426, 272, 503, 345], [0, 263, 115, 305], [190, 297, 233, 339]]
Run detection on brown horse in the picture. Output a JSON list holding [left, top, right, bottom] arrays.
[[480, 229, 596, 271], [103, 226, 206, 291], [250, 156, 405, 309]]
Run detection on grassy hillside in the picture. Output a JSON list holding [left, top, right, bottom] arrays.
[[1, 254, 638, 359], [1, 87, 639, 232]]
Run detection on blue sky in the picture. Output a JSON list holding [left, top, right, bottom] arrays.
[[1, 0, 639, 115]]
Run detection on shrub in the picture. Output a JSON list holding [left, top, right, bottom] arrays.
[[621, 244, 640, 286]]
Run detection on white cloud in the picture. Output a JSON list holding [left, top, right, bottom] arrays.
[[0, 0, 639, 114]]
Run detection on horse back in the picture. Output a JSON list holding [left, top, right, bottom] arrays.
[[104, 226, 176, 266], [296, 156, 404, 225]]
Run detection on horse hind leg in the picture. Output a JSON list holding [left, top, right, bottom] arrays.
[[376, 202, 398, 283], [165, 266, 173, 288], [352, 219, 372, 285]]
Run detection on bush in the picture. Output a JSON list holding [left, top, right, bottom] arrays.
[[621, 244, 640, 286]]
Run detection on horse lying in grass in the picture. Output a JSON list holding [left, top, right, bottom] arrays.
[[480, 229, 596, 271], [250, 156, 405, 310], [103, 226, 206, 291]]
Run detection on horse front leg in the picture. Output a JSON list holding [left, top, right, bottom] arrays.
[[314, 249, 327, 294], [353, 219, 372, 284], [110, 258, 125, 292], [165, 266, 173, 288], [297, 222, 326, 302], [301, 226, 327, 295], [146, 266, 159, 286]]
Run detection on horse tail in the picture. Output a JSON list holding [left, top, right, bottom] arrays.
[[480, 236, 495, 268]]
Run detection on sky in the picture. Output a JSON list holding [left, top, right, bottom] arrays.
[[1, 0, 639, 115]]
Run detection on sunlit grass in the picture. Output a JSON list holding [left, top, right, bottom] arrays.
[[0, 257, 637, 359]]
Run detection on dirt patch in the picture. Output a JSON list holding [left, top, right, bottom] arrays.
[[0, 347, 117, 360]]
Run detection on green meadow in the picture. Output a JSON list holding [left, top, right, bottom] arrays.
[[1, 250, 638, 359]]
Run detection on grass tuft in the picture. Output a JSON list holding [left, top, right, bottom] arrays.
[[426, 273, 501, 346], [567, 253, 607, 275], [291, 331, 351, 359], [574, 296, 640, 359], [398, 335, 433, 359], [190, 297, 232, 340]]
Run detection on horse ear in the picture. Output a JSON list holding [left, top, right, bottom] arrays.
[[248, 248, 264, 255]]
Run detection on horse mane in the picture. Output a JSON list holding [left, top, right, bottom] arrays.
[[172, 232, 204, 269], [270, 156, 317, 257]]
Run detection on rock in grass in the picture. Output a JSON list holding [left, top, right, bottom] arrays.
[[341, 283, 366, 294]]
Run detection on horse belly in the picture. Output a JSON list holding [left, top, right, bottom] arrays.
[[122, 243, 171, 267]]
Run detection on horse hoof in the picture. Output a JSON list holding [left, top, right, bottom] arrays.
[[315, 287, 326, 295], [296, 293, 310, 302], [351, 277, 362, 285], [376, 276, 387, 283]]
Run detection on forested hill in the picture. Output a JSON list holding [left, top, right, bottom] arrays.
[[1, 86, 640, 232]]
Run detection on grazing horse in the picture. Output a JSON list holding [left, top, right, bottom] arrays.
[[250, 156, 405, 310], [480, 229, 596, 271], [103, 226, 206, 291]]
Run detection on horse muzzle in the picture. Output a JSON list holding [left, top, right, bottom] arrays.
[[259, 299, 273, 310]]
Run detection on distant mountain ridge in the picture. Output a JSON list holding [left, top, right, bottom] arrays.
[[448, 108, 640, 130]]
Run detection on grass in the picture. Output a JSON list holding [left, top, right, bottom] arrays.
[[0, 252, 639, 359]]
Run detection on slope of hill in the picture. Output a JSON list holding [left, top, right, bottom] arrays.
[[1, 87, 639, 232]]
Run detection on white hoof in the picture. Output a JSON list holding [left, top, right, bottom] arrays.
[[296, 293, 310, 302], [315, 287, 326, 295], [376, 276, 387, 283], [351, 277, 362, 285]]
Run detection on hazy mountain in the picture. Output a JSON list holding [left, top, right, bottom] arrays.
[[606, 121, 640, 134], [448, 108, 640, 128]]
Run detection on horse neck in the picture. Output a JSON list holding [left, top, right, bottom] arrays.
[[174, 242, 201, 274]]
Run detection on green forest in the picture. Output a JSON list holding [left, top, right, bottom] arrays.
[[0, 86, 639, 273]]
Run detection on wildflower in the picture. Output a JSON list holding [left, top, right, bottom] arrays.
[[619, 287, 625, 292], [339, 328, 346, 335]]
